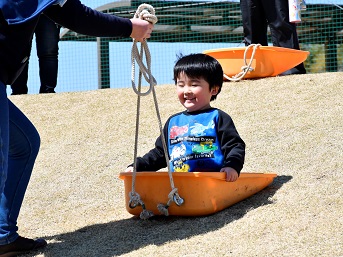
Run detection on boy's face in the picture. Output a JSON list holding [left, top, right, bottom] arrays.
[[176, 72, 218, 112]]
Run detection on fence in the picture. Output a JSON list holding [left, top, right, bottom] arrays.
[[12, 0, 343, 94]]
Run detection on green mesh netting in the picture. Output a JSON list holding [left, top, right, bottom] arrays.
[[23, 1, 343, 93]]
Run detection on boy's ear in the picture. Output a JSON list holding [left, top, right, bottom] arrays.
[[211, 86, 219, 95]]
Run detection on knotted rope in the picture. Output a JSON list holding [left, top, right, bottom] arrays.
[[129, 4, 184, 219], [131, 4, 158, 96], [224, 44, 261, 82]]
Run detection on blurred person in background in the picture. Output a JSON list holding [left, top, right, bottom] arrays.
[[11, 14, 61, 95], [240, 0, 306, 75]]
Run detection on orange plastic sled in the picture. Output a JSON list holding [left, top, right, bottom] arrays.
[[203, 46, 310, 79], [119, 172, 277, 216]]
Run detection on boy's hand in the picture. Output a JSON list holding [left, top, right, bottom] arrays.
[[220, 167, 239, 182]]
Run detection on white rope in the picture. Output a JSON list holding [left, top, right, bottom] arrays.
[[129, 4, 184, 219], [131, 4, 158, 96], [224, 44, 261, 82]]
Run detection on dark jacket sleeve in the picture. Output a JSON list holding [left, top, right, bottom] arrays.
[[132, 121, 170, 171], [44, 0, 132, 38], [217, 110, 245, 174]]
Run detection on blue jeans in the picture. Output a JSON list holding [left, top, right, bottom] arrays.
[[0, 83, 40, 244], [11, 14, 60, 94]]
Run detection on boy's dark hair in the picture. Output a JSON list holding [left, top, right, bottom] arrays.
[[173, 53, 223, 101]]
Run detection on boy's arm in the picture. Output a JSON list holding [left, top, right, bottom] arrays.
[[134, 136, 167, 171], [217, 110, 246, 175], [127, 123, 169, 172]]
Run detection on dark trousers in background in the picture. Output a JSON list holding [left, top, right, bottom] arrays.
[[11, 14, 60, 94], [240, 0, 306, 74]]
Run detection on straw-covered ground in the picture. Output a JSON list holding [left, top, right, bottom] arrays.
[[9, 72, 342, 257]]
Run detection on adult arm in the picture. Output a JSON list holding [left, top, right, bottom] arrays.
[[45, 0, 152, 39]]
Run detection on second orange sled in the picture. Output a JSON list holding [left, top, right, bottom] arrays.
[[203, 46, 310, 79], [119, 172, 277, 216]]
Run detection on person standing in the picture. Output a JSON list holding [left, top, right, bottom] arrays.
[[11, 14, 61, 95], [0, 0, 154, 256], [240, 0, 306, 75]]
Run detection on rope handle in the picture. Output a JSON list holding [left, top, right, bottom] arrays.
[[131, 4, 157, 96], [129, 4, 158, 218], [224, 44, 261, 82], [128, 4, 184, 219], [133, 4, 158, 24]]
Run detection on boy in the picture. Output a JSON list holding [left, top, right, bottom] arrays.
[[126, 53, 245, 182]]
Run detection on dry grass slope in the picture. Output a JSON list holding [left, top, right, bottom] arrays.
[[9, 72, 342, 257]]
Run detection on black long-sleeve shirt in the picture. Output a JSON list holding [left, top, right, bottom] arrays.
[[134, 108, 246, 174]]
